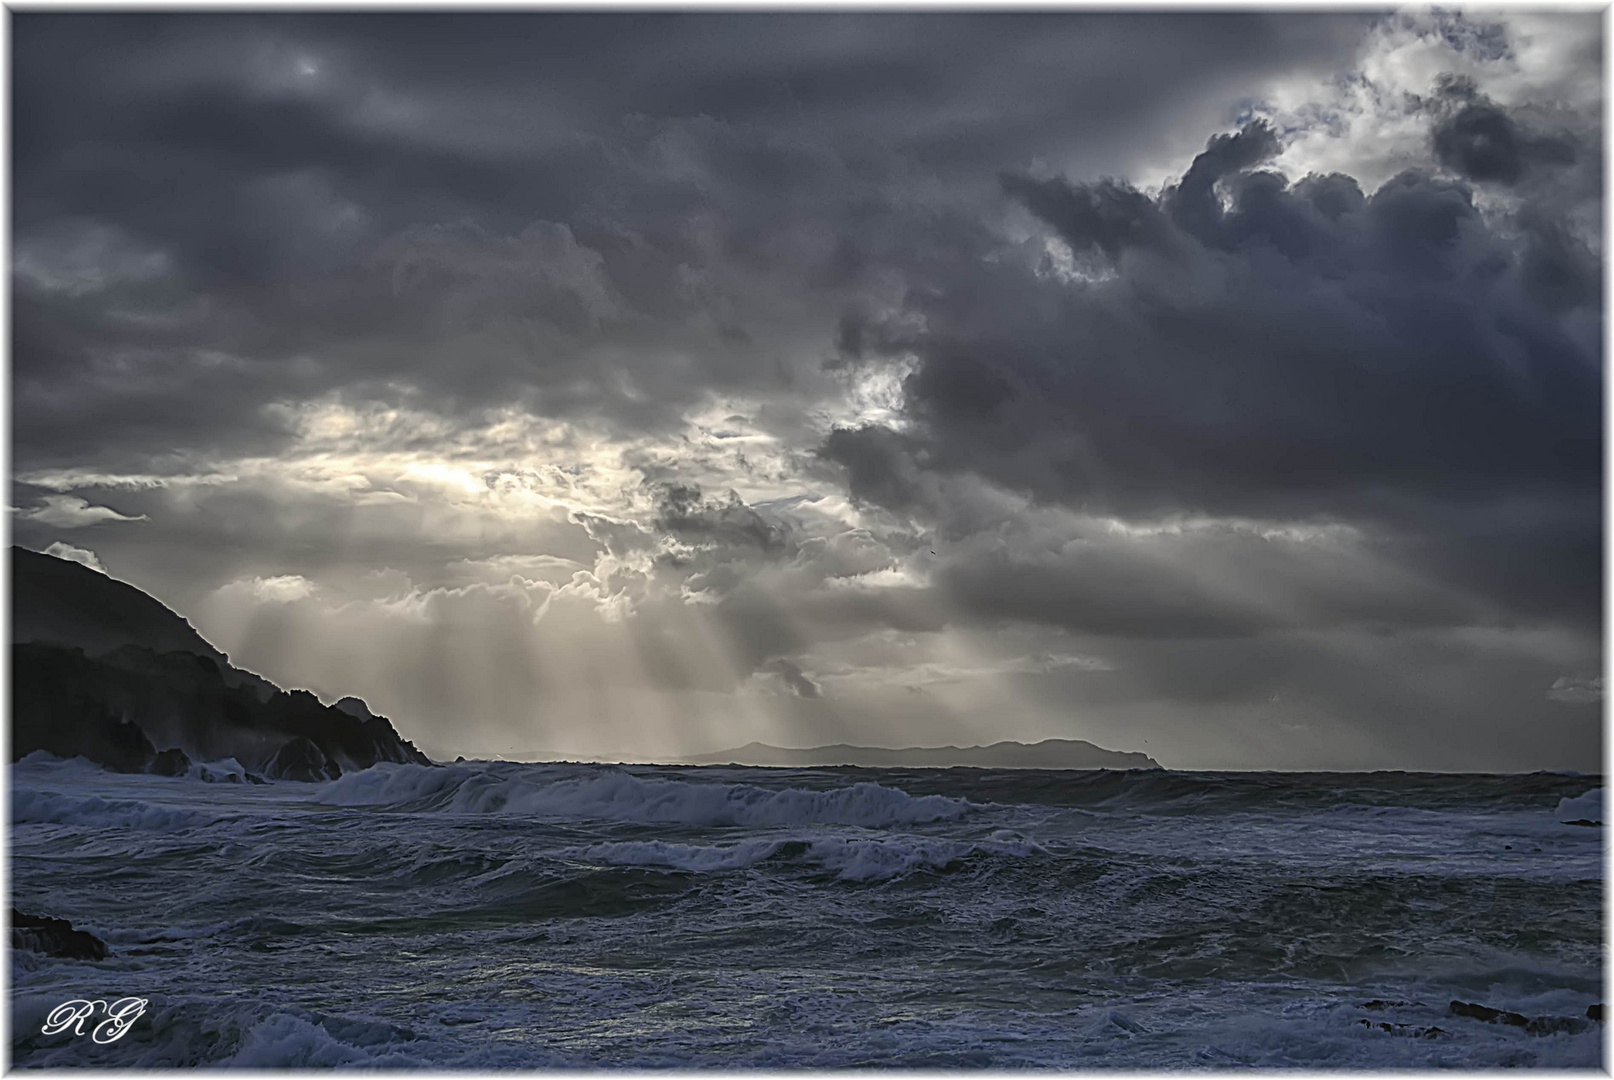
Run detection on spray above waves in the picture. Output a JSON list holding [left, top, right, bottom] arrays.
[[316, 763, 975, 828]]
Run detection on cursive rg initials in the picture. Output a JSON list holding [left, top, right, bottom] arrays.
[[42, 998, 148, 1044]]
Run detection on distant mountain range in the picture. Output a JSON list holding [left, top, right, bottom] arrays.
[[11, 547, 431, 780], [684, 739, 1160, 770]]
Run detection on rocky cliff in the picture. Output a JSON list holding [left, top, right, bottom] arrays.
[[10, 547, 431, 779]]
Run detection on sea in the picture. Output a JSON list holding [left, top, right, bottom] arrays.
[[8, 753, 1605, 1068]]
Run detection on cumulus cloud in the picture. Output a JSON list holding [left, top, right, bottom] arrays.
[[1429, 78, 1579, 186], [250, 575, 318, 603], [824, 99, 1599, 638]]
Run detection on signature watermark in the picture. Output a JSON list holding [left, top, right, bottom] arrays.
[[42, 998, 148, 1044]]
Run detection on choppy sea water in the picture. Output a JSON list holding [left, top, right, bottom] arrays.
[[8, 754, 1605, 1068]]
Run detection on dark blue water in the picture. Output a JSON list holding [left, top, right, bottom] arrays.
[[9, 755, 1604, 1067]]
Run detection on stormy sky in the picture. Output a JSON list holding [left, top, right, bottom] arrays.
[[10, 10, 1604, 769]]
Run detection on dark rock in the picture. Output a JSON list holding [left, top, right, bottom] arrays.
[[200, 769, 263, 784], [12, 548, 222, 666], [1563, 819, 1599, 827], [8, 651, 161, 772], [1356, 1019, 1445, 1039], [1525, 1015, 1589, 1036], [1451, 1000, 1525, 1026], [454, 756, 466, 764], [11, 909, 108, 960], [333, 696, 375, 720], [1449, 1000, 1589, 1036], [10, 548, 433, 775], [1588, 1004, 1604, 1022], [149, 747, 192, 776], [265, 737, 342, 782], [11, 546, 276, 701], [10, 641, 431, 776]]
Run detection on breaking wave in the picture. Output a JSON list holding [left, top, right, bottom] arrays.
[[317, 763, 974, 828], [11, 789, 223, 832], [1555, 788, 1603, 824]]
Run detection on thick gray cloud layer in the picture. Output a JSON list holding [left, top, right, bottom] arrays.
[[10, 11, 1603, 769], [830, 108, 1600, 627]]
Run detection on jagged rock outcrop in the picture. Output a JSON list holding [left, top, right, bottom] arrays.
[[265, 737, 342, 782], [11, 910, 109, 961], [12, 642, 430, 778], [1449, 1000, 1591, 1036], [334, 696, 374, 720], [5, 663, 196, 777], [10, 547, 432, 778], [148, 747, 192, 777]]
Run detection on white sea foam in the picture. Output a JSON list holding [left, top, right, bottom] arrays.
[[310, 762, 479, 806], [186, 757, 253, 783], [223, 1012, 421, 1069], [1555, 788, 1602, 824], [317, 763, 973, 828], [12, 750, 106, 775], [13, 749, 257, 787], [11, 789, 220, 832]]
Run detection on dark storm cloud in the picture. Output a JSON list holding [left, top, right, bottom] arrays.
[[653, 483, 791, 560], [11, 12, 1370, 478], [1429, 77, 1579, 186], [1517, 207, 1602, 313], [1020, 627, 1601, 771], [1423, 79, 1603, 314], [935, 526, 1492, 642], [822, 109, 1601, 636], [995, 176, 1168, 263], [8, 12, 1602, 769], [761, 657, 822, 700]]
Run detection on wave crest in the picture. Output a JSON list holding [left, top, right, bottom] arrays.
[[316, 763, 973, 828], [12, 789, 221, 832], [1556, 788, 1603, 824]]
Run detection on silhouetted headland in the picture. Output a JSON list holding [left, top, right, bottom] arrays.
[[10, 547, 431, 780]]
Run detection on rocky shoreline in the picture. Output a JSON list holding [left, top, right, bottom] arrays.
[[11, 910, 109, 961], [10, 547, 432, 781]]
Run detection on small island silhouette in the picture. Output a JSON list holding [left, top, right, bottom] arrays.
[[683, 739, 1159, 770]]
